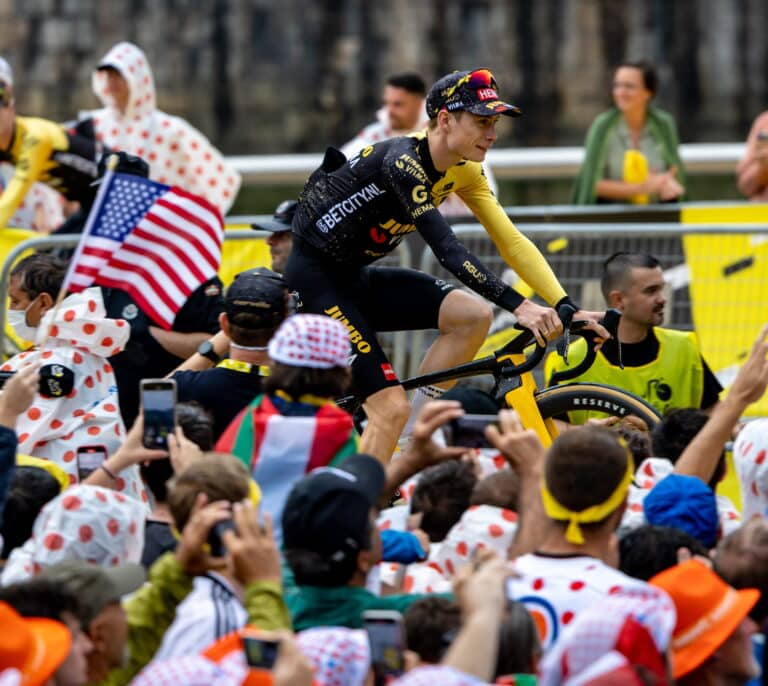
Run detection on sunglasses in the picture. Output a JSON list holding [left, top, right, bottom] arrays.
[[467, 69, 498, 91]]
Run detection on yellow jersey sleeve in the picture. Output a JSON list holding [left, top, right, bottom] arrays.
[[0, 117, 55, 228], [449, 162, 567, 306]]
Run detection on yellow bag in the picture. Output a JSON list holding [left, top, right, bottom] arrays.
[[622, 149, 649, 204]]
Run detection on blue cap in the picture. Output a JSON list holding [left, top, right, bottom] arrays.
[[643, 474, 719, 548]]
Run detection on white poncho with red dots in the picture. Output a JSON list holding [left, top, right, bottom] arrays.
[[2, 287, 146, 501]]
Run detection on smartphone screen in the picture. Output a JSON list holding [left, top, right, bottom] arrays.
[[77, 445, 108, 481], [141, 379, 176, 450], [364, 611, 405, 682], [446, 414, 499, 449], [242, 636, 280, 670]]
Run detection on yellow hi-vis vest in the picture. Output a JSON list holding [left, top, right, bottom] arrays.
[[545, 327, 704, 423]]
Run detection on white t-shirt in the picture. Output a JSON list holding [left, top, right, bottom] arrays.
[[508, 553, 651, 652], [152, 573, 247, 662]]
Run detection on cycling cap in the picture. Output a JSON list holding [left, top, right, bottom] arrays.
[[426, 68, 521, 119], [268, 314, 350, 369]]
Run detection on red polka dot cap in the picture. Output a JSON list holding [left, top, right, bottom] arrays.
[[1, 485, 146, 585], [433, 505, 518, 581], [390, 665, 489, 685], [268, 314, 350, 370], [733, 418, 768, 520], [296, 627, 370, 686], [130, 654, 247, 686]]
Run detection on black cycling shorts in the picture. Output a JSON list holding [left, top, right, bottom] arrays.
[[284, 241, 455, 399]]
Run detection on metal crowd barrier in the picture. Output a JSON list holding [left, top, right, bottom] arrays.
[[0, 230, 413, 373], [409, 223, 768, 387], [227, 142, 746, 183]]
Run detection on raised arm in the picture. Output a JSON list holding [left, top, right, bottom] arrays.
[[674, 325, 768, 482]]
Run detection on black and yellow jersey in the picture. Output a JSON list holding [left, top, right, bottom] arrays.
[[0, 116, 101, 228], [292, 131, 567, 311]]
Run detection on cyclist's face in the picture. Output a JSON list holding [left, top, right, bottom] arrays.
[[618, 266, 667, 327], [383, 86, 424, 132], [447, 112, 500, 162]]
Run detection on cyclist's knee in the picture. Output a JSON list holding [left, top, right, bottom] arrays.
[[439, 290, 493, 334], [364, 386, 411, 428]]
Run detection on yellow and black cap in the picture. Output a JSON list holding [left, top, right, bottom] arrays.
[[426, 68, 521, 119]]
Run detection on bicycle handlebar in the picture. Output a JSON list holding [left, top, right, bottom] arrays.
[[336, 305, 623, 409]]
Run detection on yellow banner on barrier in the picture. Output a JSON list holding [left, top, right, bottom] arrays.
[[681, 205, 768, 417], [220, 224, 272, 285]]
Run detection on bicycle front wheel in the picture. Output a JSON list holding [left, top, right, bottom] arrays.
[[534, 382, 662, 429]]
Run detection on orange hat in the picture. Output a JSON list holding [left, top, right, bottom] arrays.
[[649, 560, 759, 679], [0, 602, 71, 686]]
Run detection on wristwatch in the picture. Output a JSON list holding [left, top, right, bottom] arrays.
[[197, 339, 221, 364]]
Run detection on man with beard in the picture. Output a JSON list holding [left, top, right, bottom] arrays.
[[548, 252, 722, 418]]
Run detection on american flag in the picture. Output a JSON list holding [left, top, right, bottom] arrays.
[[63, 172, 224, 330]]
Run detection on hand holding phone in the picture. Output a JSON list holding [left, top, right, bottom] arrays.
[[140, 379, 176, 450], [445, 414, 499, 449], [242, 634, 281, 670], [363, 610, 405, 684], [77, 445, 108, 481]]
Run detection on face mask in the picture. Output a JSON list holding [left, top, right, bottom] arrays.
[[7, 300, 39, 342]]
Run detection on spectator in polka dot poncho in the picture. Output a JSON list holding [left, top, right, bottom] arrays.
[[80, 41, 241, 217], [3, 253, 146, 502]]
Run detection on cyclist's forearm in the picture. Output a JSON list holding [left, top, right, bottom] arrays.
[[475, 202, 567, 306]]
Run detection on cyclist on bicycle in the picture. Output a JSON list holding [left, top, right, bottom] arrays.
[[288, 68, 606, 463]]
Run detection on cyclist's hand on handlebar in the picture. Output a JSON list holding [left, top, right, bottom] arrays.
[[513, 300, 562, 347], [573, 309, 612, 348], [484, 409, 546, 477]]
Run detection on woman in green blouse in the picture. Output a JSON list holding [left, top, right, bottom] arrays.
[[572, 61, 686, 204]]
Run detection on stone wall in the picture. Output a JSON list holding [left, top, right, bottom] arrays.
[[0, 0, 766, 154]]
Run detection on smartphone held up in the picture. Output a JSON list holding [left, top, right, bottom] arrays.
[[140, 378, 176, 450]]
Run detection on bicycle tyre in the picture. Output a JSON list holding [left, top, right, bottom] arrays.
[[534, 382, 662, 429]]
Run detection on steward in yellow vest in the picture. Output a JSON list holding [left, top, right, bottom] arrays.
[[546, 327, 707, 423]]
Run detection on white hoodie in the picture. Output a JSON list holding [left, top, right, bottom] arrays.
[[82, 42, 241, 215]]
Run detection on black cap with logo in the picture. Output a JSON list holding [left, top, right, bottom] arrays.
[[426, 68, 522, 119], [225, 267, 287, 326]]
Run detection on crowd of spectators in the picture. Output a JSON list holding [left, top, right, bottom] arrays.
[[3, 45, 768, 686]]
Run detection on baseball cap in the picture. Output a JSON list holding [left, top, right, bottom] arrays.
[[0, 601, 71, 686], [225, 268, 287, 326], [650, 559, 759, 679], [643, 474, 719, 548], [282, 454, 385, 565], [268, 314, 350, 369], [426, 68, 521, 119], [41, 561, 145, 627], [251, 200, 297, 233]]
